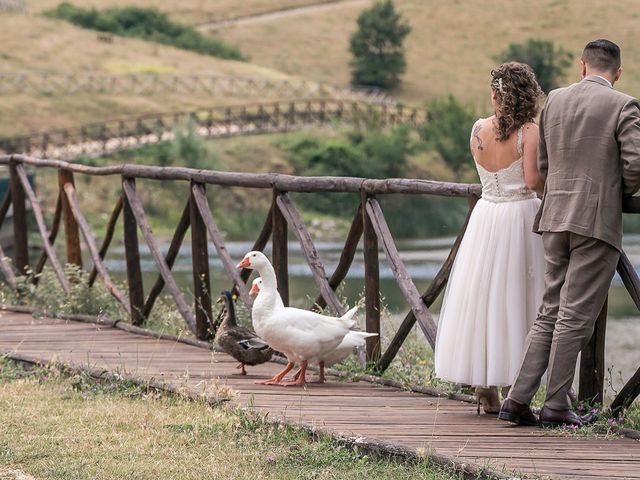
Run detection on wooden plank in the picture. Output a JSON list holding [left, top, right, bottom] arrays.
[[377, 196, 477, 372], [189, 182, 213, 341], [34, 193, 62, 278], [15, 164, 70, 294], [312, 203, 363, 311], [122, 178, 197, 334], [191, 183, 252, 309], [276, 192, 344, 315], [362, 192, 380, 362], [62, 183, 131, 316], [89, 195, 123, 287], [142, 200, 190, 318], [271, 189, 289, 306], [122, 178, 145, 326], [1, 155, 482, 198], [58, 169, 83, 268], [579, 298, 607, 404], [611, 364, 640, 414], [9, 161, 28, 274], [366, 198, 437, 348], [0, 188, 12, 227]]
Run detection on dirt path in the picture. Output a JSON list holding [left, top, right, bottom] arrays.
[[198, 0, 370, 30]]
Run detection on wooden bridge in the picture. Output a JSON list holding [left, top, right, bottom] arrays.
[[0, 99, 426, 160], [0, 153, 639, 478]]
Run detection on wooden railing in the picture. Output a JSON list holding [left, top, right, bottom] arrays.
[[0, 100, 428, 160], [0, 153, 638, 412]]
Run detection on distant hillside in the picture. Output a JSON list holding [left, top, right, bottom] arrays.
[[28, 0, 323, 24], [213, 0, 640, 107], [0, 11, 299, 136]]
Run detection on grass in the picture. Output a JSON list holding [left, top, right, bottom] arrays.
[[0, 10, 296, 137], [45, 3, 246, 60], [0, 357, 464, 480], [215, 0, 640, 106], [28, 0, 324, 25]]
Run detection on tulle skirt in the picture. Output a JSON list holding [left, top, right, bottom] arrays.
[[434, 197, 544, 387]]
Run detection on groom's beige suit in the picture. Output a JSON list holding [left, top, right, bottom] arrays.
[[510, 75, 640, 410]]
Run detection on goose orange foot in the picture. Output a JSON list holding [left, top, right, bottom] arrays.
[[255, 361, 294, 385], [281, 361, 308, 386]]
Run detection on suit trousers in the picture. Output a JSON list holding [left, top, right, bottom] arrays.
[[509, 231, 619, 410]]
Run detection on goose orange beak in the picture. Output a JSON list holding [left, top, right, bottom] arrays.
[[249, 283, 260, 295], [236, 257, 251, 269]]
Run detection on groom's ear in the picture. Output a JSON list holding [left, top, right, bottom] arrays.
[[580, 60, 587, 78], [614, 67, 623, 84]]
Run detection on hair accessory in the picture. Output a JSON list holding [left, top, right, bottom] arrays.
[[491, 76, 504, 94]]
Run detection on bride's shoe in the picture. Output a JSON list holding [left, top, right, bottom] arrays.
[[476, 387, 501, 415]]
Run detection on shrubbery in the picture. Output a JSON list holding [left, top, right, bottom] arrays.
[[46, 3, 245, 61], [498, 39, 572, 93], [419, 95, 476, 175]]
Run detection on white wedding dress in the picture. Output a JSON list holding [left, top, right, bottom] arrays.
[[434, 121, 544, 387]]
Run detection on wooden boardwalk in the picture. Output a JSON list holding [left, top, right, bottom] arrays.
[[1, 312, 639, 480]]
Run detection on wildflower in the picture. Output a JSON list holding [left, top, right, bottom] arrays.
[[266, 454, 275, 464], [607, 418, 617, 427], [576, 403, 584, 412], [591, 408, 599, 415]]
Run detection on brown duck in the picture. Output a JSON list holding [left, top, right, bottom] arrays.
[[213, 291, 273, 375]]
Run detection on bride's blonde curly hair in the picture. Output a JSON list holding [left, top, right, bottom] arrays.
[[490, 62, 544, 141]]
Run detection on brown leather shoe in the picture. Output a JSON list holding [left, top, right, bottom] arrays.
[[498, 398, 539, 426], [539, 406, 583, 428]]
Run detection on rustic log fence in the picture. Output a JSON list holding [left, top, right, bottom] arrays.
[[0, 99, 427, 160], [0, 153, 638, 412]]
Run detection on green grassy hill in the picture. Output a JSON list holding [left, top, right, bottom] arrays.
[[213, 0, 640, 107], [0, 9, 300, 136]]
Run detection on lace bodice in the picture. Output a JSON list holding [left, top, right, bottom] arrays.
[[472, 119, 537, 203]]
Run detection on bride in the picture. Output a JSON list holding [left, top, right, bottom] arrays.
[[434, 62, 545, 413]]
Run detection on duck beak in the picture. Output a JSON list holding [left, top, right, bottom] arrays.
[[249, 283, 260, 295], [236, 257, 251, 269]]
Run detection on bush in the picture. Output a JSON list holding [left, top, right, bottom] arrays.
[[419, 95, 476, 174], [46, 3, 245, 61], [282, 125, 411, 216], [349, 0, 411, 89], [498, 39, 573, 93]]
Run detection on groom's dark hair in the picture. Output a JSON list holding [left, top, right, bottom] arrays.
[[582, 39, 621, 74]]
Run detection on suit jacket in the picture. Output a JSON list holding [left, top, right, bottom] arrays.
[[534, 75, 640, 250]]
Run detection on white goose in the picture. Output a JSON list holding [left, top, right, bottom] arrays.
[[251, 277, 377, 383], [237, 251, 355, 386]]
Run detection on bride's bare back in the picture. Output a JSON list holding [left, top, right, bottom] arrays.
[[471, 116, 543, 193], [471, 116, 522, 172]]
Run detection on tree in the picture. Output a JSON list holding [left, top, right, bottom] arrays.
[[420, 95, 476, 174], [498, 39, 573, 93], [349, 0, 411, 90]]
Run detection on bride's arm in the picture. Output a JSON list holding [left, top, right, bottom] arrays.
[[522, 123, 544, 195]]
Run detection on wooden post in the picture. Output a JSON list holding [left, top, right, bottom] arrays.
[[9, 161, 28, 275], [189, 182, 213, 340], [142, 201, 190, 318], [122, 177, 145, 325], [272, 189, 289, 306], [88, 196, 123, 287], [362, 191, 380, 362], [58, 170, 83, 268], [579, 299, 608, 404]]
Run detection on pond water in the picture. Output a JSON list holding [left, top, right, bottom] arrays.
[[104, 236, 639, 393]]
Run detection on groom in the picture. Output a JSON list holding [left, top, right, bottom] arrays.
[[500, 39, 640, 427]]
